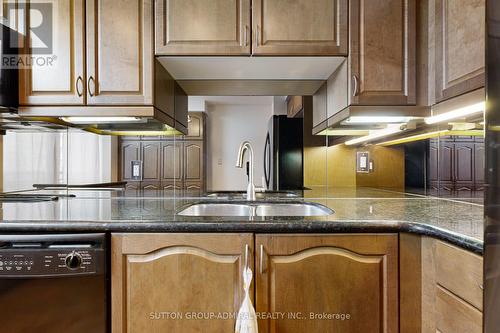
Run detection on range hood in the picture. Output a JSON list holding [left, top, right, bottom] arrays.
[[14, 59, 188, 136], [158, 56, 345, 96]]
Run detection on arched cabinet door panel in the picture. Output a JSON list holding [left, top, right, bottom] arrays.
[[255, 234, 399, 333], [112, 233, 254, 333]]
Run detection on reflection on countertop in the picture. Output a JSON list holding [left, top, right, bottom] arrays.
[[0, 187, 484, 253]]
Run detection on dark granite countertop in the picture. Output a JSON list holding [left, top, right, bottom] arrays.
[[0, 187, 484, 254]]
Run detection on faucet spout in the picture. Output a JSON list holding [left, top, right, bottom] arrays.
[[235, 141, 256, 201]]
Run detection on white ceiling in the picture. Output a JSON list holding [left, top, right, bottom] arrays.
[[158, 56, 345, 80]]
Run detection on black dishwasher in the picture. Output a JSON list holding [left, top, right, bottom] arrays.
[[0, 234, 107, 333]]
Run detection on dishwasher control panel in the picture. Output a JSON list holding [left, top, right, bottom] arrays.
[[0, 248, 102, 277]]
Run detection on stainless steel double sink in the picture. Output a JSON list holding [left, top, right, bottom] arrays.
[[177, 202, 333, 217]]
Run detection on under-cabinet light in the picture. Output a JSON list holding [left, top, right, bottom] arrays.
[[61, 116, 144, 124], [424, 102, 485, 125], [344, 124, 406, 146], [377, 130, 485, 146], [342, 116, 418, 124], [316, 129, 370, 136]]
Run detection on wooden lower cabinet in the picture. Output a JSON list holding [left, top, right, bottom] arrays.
[[111, 233, 253, 333], [416, 237, 483, 333], [112, 233, 399, 333], [255, 234, 399, 333]]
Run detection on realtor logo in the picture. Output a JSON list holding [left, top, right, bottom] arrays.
[[1, 2, 55, 68], [3, 2, 53, 54]]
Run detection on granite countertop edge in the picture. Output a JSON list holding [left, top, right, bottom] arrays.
[[0, 219, 483, 255]]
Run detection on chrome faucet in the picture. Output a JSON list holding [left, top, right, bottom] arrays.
[[236, 141, 256, 201]]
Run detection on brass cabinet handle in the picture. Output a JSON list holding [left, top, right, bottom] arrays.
[[88, 76, 96, 97], [76, 76, 83, 97], [352, 75, 359, 97], [259, 244, 265, 274], [244, 25, 248, 47]]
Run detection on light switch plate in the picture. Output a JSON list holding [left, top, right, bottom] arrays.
[[356, 152, 370, 173], [131, 160, 143, 180]]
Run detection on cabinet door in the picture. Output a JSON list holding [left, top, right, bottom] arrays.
[[141, 141, 160, 182], [474, 143, 485, 189], [184, 141, 204, 183], [160, 141, 183, 184], [252, 0, 347, 55], [155, 0, 251, 55], [186, 113, 205, 140], [435, 0, 485, 102], [350, 0, 416, 105], [19, 0, 85, 105], [287, 96, 303, 118], [255, 234, 398, 333], [120, 141, 140, 181], [111, 233, 254, 333], [86, 0, 153, 105], [439, 141, 454, 183], [140, 181, 160, 190], [454, 143, 474, 191], [161, 182, 182, 191]]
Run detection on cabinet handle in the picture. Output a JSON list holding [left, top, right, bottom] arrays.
[[244, 244, 249, 270], [352, 75, 359, 97], [88, 76, 96, 97], [256, 25, 260, 46], [243, 25, 248, 47], [259, 244, 265, 274], [479, 283, 484, 290], [76, 76, 83, 97]]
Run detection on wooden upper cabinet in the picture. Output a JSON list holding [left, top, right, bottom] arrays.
[[86, 0, 153, 105], [111, 233, 254, 333], [255, 234, 399, 333], [20, 0, 85, 105], [155, 0, 251, 55], [252, 0, 347, 55], [349, 0, 416, 105], [186, 112, 205, 140], [435, 0, 485, 103]]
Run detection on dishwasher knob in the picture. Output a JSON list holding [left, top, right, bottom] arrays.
[[65, 251, 83, 270]]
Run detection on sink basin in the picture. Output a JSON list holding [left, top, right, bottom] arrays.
[[255, 203, 332, 216], [177, 202, 333, 217], [177, 203, 254, 217], [206, 191, 299, 199]]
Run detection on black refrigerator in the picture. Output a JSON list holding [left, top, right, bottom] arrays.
[[264, 115, 303, 191]]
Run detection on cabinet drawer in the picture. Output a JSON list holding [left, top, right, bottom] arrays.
[[436, 286, 482, 333], [435, 241, 483, 310]]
